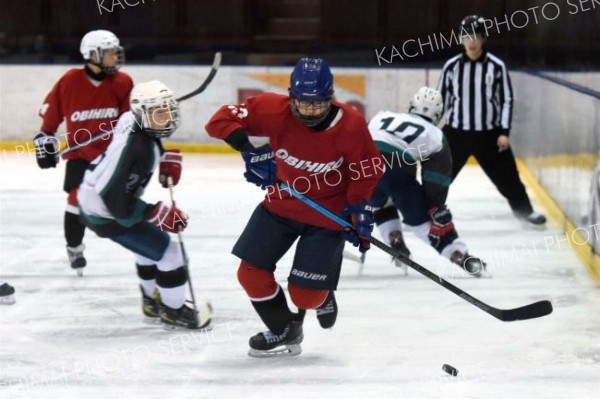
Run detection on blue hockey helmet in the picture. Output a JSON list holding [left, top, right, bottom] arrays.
[[289, 58, 334, 127]]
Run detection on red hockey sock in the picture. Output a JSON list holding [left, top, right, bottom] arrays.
[[237, 260, 278, 300], [288, 284, 328, 309]]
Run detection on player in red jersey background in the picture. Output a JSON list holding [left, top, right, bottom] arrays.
[[206, 58, 382, 357], [33, 29, 133, 275]]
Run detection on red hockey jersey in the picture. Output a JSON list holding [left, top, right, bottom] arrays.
[[39, 68, 133, 162], [205, 93, 383, 230]]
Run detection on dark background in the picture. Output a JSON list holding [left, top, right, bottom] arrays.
[[0, 0, 598, 67]]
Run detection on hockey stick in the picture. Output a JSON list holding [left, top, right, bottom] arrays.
[[166, 177, 197, 313], [279, 183, 553, 322], [166, 176, 213, 330], [175, 51, 222, 102], [56, 52, 222, 158]]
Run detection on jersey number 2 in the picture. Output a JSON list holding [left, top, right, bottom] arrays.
[[379, 118, 425, 144]]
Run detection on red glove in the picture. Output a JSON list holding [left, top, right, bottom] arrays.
[[148, 201, 188, 233], [159, 149, 182, 188]]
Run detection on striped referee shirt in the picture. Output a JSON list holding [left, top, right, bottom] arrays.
[[437, 51, 513, 134]]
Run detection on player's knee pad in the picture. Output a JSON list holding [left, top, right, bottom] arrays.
[[136, 263, 157, 281], [237, 261, 277, 300], [288, 284, 328, 309], [156, 266, 187, 289]]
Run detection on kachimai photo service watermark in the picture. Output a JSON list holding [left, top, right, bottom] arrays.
[[96, 0, 158, 15], [375, 0, 600, 64]]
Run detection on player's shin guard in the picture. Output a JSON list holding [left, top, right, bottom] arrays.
[[250, 286, 295, 335], [64, 211, 86, 247], [65, 211, 86, 273]]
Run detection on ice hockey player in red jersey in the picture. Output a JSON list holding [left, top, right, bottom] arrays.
[[206, 58, 382, 357], [33, 30, 133, 275]]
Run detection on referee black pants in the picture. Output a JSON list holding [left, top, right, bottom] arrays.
[[443, 127, 533, 215]]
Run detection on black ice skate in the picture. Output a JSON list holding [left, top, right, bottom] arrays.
[[389, 230, 411, 274], [141, 287, 160, 318], [451, 251, 486, 278], [248, 320, 304, 358], [0, 283, 15, 305], [160, 302, 211, 330], [67, 244, 87, 276], [515, 211, 547, 229], [316, 291, 337, 329]]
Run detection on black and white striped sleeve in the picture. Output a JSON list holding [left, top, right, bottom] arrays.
[[437, 60, 453, 113], [497, 60, 513, 134]]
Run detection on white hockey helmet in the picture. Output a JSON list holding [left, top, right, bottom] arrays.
[[80, 30, 124, 75], [409, 86, 444, 124], [130, 80, 180, 138]]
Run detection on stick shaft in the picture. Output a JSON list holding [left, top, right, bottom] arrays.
[[279, 183, 552, 322]]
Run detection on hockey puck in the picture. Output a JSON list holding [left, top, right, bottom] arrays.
[[442, 364, 458, 376]]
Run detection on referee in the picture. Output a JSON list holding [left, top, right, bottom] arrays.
[[437, 15, 546, 227]]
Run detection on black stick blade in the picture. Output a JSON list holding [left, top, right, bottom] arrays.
[[500, 300, 553, 322], [176, 52, 222, 102]]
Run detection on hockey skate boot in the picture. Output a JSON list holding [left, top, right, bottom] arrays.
[[248, 320, 304, 357], [389, 230, 410, 274], [160, 302, 211, 330], [515, 211, 547, 228], [67, 244, 86, 276], [0, 283, 15, 305], [316, 291, 337, 329], [451, 251, 486, 277], [141, 287, 161, 318]]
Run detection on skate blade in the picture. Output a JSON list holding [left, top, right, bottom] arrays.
[[343, 250, 362, 264], [460, 263, 489, 278], [162, 323, 213, 332], [142, 316, 161, 325], [0, 295, 15, 305], [393, 257, 410, 275], [518, 219, 547, 231], [75, 268, 84, 277], [248, 344, 302, 358]]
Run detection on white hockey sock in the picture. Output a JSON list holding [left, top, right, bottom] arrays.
[[410, 221, 431, 245], [139, 279, 156, 298], [440, 239, 469, 260], [158, 285, 186, 309], [378, 219, 403, 245]]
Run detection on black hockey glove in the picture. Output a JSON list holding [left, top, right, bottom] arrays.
[[428, 205, 458, 252], [33, 132, 58, 169], [241, 144, 276, 190], [342, 201, 374, 253]]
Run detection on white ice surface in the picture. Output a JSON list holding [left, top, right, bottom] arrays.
[[1, 152, 599, 399]]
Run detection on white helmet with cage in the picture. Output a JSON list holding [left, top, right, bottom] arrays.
[[80, 30, 124, 75], [409, 86, 444, 124], [130, 80, 180, 138]]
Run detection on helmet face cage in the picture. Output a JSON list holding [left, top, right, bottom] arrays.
[[95, 46, 125, 75], [288, 58, 334, 127], [409, 87, 444, 124], [130, 81, 180, 138], [289, 96, 332, 128], [140, 99, 180, 138]]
